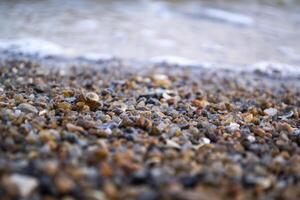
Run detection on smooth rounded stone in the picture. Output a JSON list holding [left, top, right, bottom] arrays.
[[252, 127, 266, 137], [193, 137, 211, 150], [225, 122, 240, 133], [165, 139, 181, 149], [191, 99, 209, 108], [39, 129, 60, 142], [246, 135, 256, 143], [8, 174, 38, 197], [54, 175, 76, 194], [17, 103, 38, 114], [77, 92, 101, 110], [66, 123, 85, 133], [152, 74, 171, 88], [264, 108, 277, 116], [200, 137, 210, 145], [85, 92, 99, 102], [277, 122, 294, 134]]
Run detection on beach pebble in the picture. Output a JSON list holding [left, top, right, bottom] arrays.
[[264, 108, 277, 116], [9, 174, 38, 197], [247, 135, 256, 143], [252, 127, 266, 137], [85, 92, 99, 102], [226, 122, 240, 132], [17, 103, 38, 114], [66, 123, 85, 133], [166, 139, 181, 149], [55, 175, 75, 194]]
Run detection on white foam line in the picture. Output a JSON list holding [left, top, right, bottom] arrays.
[[150, 55, 201, 67], [150, 56, 300, 78], [202, 8, 255, 26], [0, 39, 299, 78], [0, 38, 66, 57], [249, 61, 300, 78], [0, 38, 114, 61]]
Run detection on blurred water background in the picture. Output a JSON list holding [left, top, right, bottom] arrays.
[[0, 0, 300, 67]]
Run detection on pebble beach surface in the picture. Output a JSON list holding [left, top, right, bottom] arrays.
[[0, 57, 300, 200]]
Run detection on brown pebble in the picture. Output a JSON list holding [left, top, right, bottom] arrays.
[[66, 123, 85, 133], [252, 127, 266, 137], [277, 122, 294, 134], [55, 176, 75, 194], [57, 102, 72, 110]]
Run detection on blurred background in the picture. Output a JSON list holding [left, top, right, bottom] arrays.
[[0, 0, 299, 66]]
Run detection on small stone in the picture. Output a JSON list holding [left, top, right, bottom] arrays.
[[256, 177, 272, 189], [264, 108, 277, 116], [201, 137, 211, 145], [247, 135, 256, 143], [39, 129, 60, 142], [55, 175, 75, 194], [135, 117, 152, 130], [252, 127, 266, 137], [100, 162, 113, 177], [84, 92, 101, 110], [277, 122, 294, 134], [191, 99, 209, 108], [18, 103, 38, 114], [243, 113, 254, 123], [57, 102, 72, 110], [9, 174, 38, 197], [194, 137, 211, 149], [152, 74, 171, 88], [85, 92, 99, 102], [66, 123, 85, 133], [226, 122, 240, 132], [166, 139, 181, 149]]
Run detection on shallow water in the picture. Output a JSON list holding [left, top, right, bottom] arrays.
[[0, 0, 300, 66]]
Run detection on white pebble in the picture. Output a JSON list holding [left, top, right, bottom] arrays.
[[247, 135, 256, 143], [264, 108, 277, 116], [166, 139, 181, 149], [226, 122, 240, 132], [10, 174, 38, 197]]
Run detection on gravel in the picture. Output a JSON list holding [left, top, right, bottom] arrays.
[[0, 58, 299, 200]]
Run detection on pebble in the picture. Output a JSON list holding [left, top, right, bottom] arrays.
[[264, 108, 277, 116], [66, 123, 85, 133], [166, 139, 181, 149], [9, 174, 38, 197], [226, 122, 240, 132], [55, 175, 75, 194], [17, 103, 38, 114], [85, 92, 99, 102], [277, 122, 294, 134], [252, 127, 266, 137], [247, 135, 256, 143]]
